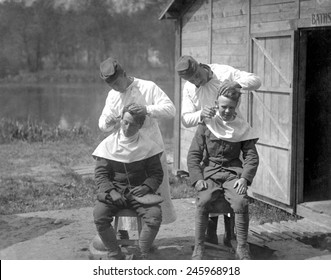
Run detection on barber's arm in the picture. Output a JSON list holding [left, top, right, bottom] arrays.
[[98, 92, 121, 132], [232, 67, 261, 91], [145, 82, 176, 119], [181, 83, 202, 128]]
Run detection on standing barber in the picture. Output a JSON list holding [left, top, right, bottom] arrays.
[[98, 57, 177, 226], [175, 55, 261, 246]]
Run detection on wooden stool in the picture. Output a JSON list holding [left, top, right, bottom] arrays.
[[209, 212, 235, 241], [206, 197, 236, 248], [114, 209, 142, 246]]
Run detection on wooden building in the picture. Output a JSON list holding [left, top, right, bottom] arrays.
[[160, 0, 331, 219]]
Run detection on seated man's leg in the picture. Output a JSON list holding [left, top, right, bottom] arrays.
[[205, 179, 234, 246], [206, 215, 219, 244], [133, 202, 162, 259], [193, 180, 222, 259], [93, 201, 124, 259], [223, 177, 250, 260], [193, 201, 209, 260]]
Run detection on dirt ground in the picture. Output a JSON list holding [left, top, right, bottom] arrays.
[[0, 198, 330, 260]]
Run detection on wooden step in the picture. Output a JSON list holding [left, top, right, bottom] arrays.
[[250, 226, 277, 241], [284, 220, 316, 238], [296, 219, 329, 235], [260, 223, 293, 240]]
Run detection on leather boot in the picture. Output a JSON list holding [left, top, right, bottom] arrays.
[[205, 216, 218, 244], [234, 212, 251, 260], [192, 208, 208, 260], [139, 225, 159, 259], [98, 227, 124, 260]]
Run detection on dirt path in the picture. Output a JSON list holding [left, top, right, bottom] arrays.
[[0, 198, 330, 260]]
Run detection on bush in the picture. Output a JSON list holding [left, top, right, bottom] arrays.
[[0, 118, 93, 144]]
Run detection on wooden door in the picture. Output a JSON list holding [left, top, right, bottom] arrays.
[[249, 31, 295, 208]]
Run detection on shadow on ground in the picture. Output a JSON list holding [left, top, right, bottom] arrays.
[[249, 243, 276, 260], [89, 234, 276, 260], [0, 214, 72, 250]]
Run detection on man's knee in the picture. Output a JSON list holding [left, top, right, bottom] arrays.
[[93, 202, 115, 231], [231, 196, 249, 213], [143, 206, 162, 227]]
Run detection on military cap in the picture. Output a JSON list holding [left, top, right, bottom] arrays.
[[175, 55, 199, 79], [99, 57, 124, 83]]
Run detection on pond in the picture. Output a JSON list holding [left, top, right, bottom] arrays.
[[0, 83, 174, 138]]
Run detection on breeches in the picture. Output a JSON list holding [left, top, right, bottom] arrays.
[[93, 197, 162, 232], [196, 172, 249, 214]]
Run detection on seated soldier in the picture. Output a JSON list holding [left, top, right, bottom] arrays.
[[92, 103, 164, 260], [187, 87, 259, 260]]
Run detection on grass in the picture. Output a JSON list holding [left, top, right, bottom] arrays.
[[0, 139, 98, 215], [0, 118, 95, 144], [249, 198, 298, 224], [0, 120, 298, 224]]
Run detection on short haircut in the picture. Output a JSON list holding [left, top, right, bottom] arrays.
[[217, 87, 242, 104], [122, 103, 146, 126]]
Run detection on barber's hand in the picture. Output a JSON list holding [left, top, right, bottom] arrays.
[[233, 178, 248, 195], [108, 189, 127, 207], [128, 104, 147, 116], [105, 115, 120, 128], [130, 185, 150, 197], [218, 80, 242, 95], [200, 106, 217, 120], [195, 180, 208, 191]]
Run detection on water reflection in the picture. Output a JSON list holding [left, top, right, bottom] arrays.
[[0, 83, 174, 138], [0, 84, 109, 133]]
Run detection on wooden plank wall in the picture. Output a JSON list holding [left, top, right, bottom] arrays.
[[212, 0, 249, 122], [250, 0, 298, 33], [173, 20, 182, 171], [181, 0, 209, 61], [251, 35, 293, 204], [180, 0, 209, 169], [299, 0, 331, 27], [249, 0, 296, 205], [212, 0, 248, 70]]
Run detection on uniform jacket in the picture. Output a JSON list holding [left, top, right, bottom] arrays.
[[94, 153, 163, 201], [187, 123, 259, 186]]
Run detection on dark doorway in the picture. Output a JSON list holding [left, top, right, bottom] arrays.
[[303, 28, 331, 202]]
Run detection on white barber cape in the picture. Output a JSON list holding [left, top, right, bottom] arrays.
[[204, 111, 259, 142], [92, 129, 163, 163]]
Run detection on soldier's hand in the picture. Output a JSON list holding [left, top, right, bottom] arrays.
[[109, 189, 127, 207], [105, 115, 120, 127], [233, 178, 248, 195], [195, 180, 208, 191], [130, 185, 150, 197], [218, 80, 242, 95]]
